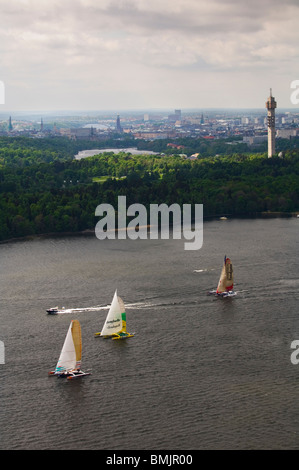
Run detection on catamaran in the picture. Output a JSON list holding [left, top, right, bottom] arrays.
[[48, 319, 91, 379], [94, 290, 134, 340], [209, 255, 236, 297]]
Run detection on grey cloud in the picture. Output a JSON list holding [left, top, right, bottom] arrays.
[[1, 0, 298, 40], [0, 0, 298, 110]]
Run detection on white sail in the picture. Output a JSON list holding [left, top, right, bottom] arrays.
[[55, 320, 80, 373], [100, 290, 123, 336], [117, 296, 125, 314]]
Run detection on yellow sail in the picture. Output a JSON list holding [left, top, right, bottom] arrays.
[[71, 320, 82, 367], [216, 256, 234, 293]]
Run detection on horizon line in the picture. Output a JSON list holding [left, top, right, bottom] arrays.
[[1, 106, 299, 115]]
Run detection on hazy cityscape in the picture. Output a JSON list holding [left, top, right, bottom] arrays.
[[1, 107, 299, 144]]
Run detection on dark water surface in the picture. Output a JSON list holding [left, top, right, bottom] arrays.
[[0, 218, 298, 450]]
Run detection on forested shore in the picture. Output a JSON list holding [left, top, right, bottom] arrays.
[[0, 136, 298, 241]]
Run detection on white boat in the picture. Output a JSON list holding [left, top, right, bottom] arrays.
[[49, 319, 91, 379], [94, 290, 134, 340], [46, 306, 66, 315], [209, 255, 236, 297], [46, 306, 59, 314]]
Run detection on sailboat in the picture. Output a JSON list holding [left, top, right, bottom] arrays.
[[48, 319, 91, 379], [209, 255, 236, 297], [94, 290, 134, 340]]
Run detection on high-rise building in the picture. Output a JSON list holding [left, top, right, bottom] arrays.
[[174, 109, 181, 120], [168, 109, 181, 122], [8, 116, 13, 131], [265, 89, 277, 158]]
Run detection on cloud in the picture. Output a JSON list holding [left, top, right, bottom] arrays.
[[0, 0, 298, 109]]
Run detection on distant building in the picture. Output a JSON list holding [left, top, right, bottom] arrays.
[[168, 109, 181, 122], [8, 116, 13, 131], [60, 127, 96, 140], [53, 122, 59, 135], [116, 115, 123, 133], [175, 109, 181, 119], [167, 143, 185, 150], [265, 89, 277, 157], [133, 131, 168, 140], [276, 128, 299, 139], [243, 135, 268, 145], [241, 117, 249, 125]]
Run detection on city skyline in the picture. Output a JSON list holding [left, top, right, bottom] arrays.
[[0, 0, 299, 111]]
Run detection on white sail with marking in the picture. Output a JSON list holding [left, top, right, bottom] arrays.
[[95, 290, 134, 339], [100, 290, 123, 336]]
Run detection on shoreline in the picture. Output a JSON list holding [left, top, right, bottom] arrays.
[[0, 211, 298, 245]]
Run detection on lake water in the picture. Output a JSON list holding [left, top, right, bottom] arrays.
[[75, 148, 159, 159], [0, 218, 298, 450]]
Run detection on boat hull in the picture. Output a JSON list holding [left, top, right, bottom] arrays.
[[208, 290, 236, 297], [218, 290, 236, 297], [112, 333, 135, 340], [49, 369, 91, 379], [67, 372, 91, 380], [94, 332, 135, 339]]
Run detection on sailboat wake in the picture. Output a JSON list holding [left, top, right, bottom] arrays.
[[47, 301, 157, 315], [194, 268, 215, 273]]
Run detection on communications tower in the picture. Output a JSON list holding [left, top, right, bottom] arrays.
[[265, 89, 277, 158]]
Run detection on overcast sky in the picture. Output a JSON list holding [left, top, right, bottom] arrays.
[[0, 0, 298, 111]]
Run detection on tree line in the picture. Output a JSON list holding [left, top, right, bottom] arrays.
[[0, 136, 298, 241]]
